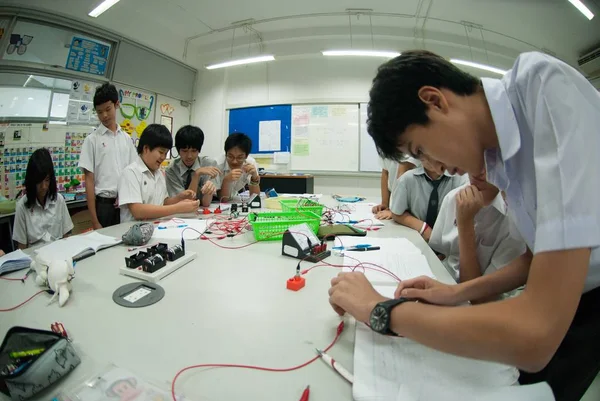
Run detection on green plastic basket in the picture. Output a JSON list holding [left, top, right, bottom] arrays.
[[248, 211, 321, 241], [279, 199, 325, 216]]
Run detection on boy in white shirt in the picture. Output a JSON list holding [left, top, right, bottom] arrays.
[[329, 50, 600, 400], [165, 125, 218, 207], [79, 83, 137, 229], [214, 133, 260, 201], [118, 124, 199, 223], [390, 156, 468, 241], [429, 172, 526, 297], [372, 156, 421, 220], [13, 148, 73, 249]]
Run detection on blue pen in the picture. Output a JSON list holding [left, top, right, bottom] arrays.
[[354, 244, 372, 248], [157, 224, 188, 230]]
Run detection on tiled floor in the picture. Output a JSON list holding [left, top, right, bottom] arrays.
[[581, 374, 600, 401]]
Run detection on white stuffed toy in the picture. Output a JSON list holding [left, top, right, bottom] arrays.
[[32, 254, 75, 307]]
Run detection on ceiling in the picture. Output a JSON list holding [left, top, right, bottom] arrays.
[[7, 0, 600, 73]]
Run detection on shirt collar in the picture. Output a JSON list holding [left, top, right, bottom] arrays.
[[178, 157, 200, 177], [489, 191, 507, 215], [412, 166, 451, 180], [97, 123, 125, 137], [134, 156, 151, 174], [481, 78, 521, 161], [30, 195, 56, 211]]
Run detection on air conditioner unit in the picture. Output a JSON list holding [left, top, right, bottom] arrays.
[[578, 48, 600, 77]]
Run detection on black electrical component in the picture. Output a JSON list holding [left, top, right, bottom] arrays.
[[166, 244, 185, 261], [125, 251, 148, 269], [241, 201, 249, 213], [148, 243, 169, 256], [142, 254, 166, 273]]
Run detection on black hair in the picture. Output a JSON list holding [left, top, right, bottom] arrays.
[[137, 124, 173, 154], [224, 133, 252, 155], [367, 50, 481, 161], [24, 148, 57, 209], [93, 83, 119, 107], [175, 125, 205, 152]]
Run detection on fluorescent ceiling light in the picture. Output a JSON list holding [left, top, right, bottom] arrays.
[[205, 55, 275, 70], [568, 0, 594, 20], [89, 0, 120, 18], [450, 59, 507, 75], [322, 50, 400, 58]]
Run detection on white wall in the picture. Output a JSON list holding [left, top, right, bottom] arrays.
[[190, 51, 501, 197], [155, 94, 191, 136]]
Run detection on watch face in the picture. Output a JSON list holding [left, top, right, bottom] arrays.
[[370, 305, 389, 333]]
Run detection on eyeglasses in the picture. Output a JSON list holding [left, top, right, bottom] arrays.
[[226, 154, 246, 162], [120, 103, 152, 121]]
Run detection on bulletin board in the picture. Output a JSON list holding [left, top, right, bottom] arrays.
[[116, 84, 156, 141], [228, 105, 292, 154], [0, 123, 90, 199], [290, 104, 360, 172]]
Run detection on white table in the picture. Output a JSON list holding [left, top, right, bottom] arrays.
[[0, 199, 454, 401]]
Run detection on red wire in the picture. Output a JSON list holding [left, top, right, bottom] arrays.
[[0, 290, 46, 312], [170, 321, 345, 401]]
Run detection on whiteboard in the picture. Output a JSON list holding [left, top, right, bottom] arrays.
[[359, 102, 382, 172], [290, 104, 359, 172]]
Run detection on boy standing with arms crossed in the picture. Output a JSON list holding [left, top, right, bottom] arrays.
[[79, 84, 137, 229]]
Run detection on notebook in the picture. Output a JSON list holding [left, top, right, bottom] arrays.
[[0, 249, 32, 275], [35, 232, 122, 261]]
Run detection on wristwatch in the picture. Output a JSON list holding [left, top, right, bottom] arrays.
[[369, 297, 412, 336]]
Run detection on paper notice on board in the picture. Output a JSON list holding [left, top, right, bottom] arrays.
[[331, 106, 347, 117], [293, 109, 310, 125], [311, 106, 328, 118], [293, 140, 309, 156], [273, 152, 291, 164], [294, 126, 309, 139], [258, 120, 281, 151]]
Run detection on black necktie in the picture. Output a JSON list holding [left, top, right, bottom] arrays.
[[184, 169, 193, 190], [425, 175, 447, 228]]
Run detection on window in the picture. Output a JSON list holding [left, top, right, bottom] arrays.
[[0, 87, 51, 118]]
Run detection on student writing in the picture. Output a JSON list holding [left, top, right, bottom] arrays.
[[12, 148, 73, 249]]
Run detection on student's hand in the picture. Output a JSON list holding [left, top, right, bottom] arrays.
[[227, 169, 243, 181], [201, 181, 216, 195], [375, 209, 393, 220], [394, 276, 460, 305], [422, 226, 432, 242], [328, 272, 388, 322], [243, 164, 259, 181], [177, 189, 196, 200], [177, 199, 200, 213], [456, 185, 484, 224], [372, 203, 388, 213], [0, 250, 4, 257], [92, 221, 103, 230], [196, 166, 221, 178]]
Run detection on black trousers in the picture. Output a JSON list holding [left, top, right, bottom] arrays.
[[519, 285, 600, 401], [95, 196, 120, 228]]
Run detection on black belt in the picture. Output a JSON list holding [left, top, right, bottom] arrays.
[[96, 196, 117, 204]]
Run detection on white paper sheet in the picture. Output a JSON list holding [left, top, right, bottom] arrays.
[[338, 237, 431, 285], [334, 203, 385, 227], [258, 120, 281, 151], [353, 323, 524, 401], [151, 219, 213, 240], [273, 151, 291, 164]]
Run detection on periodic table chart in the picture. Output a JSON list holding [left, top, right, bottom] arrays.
[[0, 131, 89, 199]]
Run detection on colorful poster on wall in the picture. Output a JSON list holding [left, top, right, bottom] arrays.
[[117, 86, 155, 138], [67, 80, 99, 125], [65, 36, 109, 76]]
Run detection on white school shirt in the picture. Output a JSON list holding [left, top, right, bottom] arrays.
[[79, 124, 138, 198], [165, 156, 218, 198], [380, 157, 423, 191], [118, 156, 168, 223], [12, 194, 74, 247], [482, 51, 600, 293], [429, 185, 527, 281], [390, 167, 469, 221], [214, 155, 259, 195]]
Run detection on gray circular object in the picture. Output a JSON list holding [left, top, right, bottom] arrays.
[[112, 282, 165, 308]]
